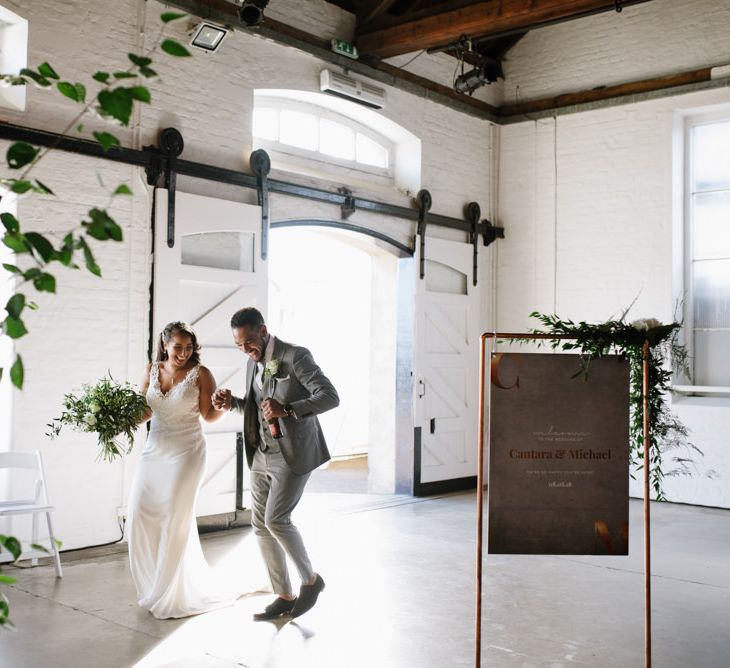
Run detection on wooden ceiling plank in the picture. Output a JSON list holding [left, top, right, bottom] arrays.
[[355, 0, 653, 59]]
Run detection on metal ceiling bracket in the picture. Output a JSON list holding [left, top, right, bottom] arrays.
[[250, 149, 271, 260], [416, 189, 432, 280], [159, 128, 184, 248], [481, 218, 499, 247], [338, 187, 356, 219], [466, 201, 481, 287]]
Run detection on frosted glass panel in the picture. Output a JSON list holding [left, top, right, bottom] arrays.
[[356, 133, 388, 168], [693, 122, 730, 192], [693, 192, 730, 260], [280, 110, 317, 151], [692, 258, 730, 328], [693, 330, 730, 386], [425, 260, 467, 295], [320, 118, 355, 160], [181, 232, 254, 272], [252, 107, 278, 141]]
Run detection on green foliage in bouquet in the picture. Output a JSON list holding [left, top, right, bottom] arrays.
[[48, 375, 149, 461], [523, 311, 703, 501]]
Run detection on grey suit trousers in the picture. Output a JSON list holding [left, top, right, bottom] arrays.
[[250, 447, 314, 595]]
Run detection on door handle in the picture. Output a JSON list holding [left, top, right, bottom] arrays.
[[418, 379, 426, 398], [430, 418, 436, 434]]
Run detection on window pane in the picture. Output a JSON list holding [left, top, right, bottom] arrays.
[[692, 192, 730, 260], [279, 109, 318, 151], [425, 260, 467, 295], [692, 258, 730, 328], [693, 330, 730, 386], [252, 108, 278, 141], [182, 232, 254, 272], [356, 133, 389, 169], [319, 118, 355, 160], [692, 122, 730, 192]]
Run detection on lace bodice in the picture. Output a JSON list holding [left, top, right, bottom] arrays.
[[145, 363, 204, 454]]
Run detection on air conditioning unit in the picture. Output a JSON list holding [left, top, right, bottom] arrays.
[[320, 69, 386, 109]]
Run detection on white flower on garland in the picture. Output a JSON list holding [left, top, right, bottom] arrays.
[[631, 318, 663, 331], [84, 414, 98, 427]]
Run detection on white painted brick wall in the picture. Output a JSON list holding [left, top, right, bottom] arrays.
[[1, 0, 497, 548], [497, 86, 730, 508], [502, 0, 730, 105]]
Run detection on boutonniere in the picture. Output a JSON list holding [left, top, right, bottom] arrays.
[[263, 359, 281, 378]]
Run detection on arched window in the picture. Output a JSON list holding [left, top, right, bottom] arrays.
[[253, 90, 421, 196]]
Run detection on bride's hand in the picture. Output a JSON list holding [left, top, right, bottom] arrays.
[[212, 388, 231, 411]]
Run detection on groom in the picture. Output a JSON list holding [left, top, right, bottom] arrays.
[[213, 307, 339, 620]]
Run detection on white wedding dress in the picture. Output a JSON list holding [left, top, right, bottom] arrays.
[[127, 363, 238, 619]]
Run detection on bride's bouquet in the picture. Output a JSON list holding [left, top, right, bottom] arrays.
[[47, 375, 149, 461]]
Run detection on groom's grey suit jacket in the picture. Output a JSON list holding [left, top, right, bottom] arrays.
[[230, 337, 339, 475]]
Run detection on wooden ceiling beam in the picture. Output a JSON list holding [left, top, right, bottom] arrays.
[[355, 0, 653, 59]]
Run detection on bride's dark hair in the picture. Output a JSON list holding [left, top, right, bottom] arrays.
[[156, 321, 201, 365]]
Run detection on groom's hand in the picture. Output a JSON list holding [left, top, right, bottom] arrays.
[[212, 388, 232, 411], [261, 398, 286, 421]]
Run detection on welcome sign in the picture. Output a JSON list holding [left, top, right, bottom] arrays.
[[488, 353, 629, 555]]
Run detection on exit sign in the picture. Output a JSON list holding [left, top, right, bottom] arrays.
[[331, 39, 358, 60]]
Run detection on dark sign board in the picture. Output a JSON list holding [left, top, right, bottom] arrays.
[[488, 353, 629, 555]]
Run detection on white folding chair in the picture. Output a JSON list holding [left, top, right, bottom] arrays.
[[0, 450, 63, 577]]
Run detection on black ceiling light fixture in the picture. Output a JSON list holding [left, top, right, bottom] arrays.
[[239, 0, 269, 27]]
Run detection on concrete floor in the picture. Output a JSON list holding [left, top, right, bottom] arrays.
[[2, 483, 729, 667]]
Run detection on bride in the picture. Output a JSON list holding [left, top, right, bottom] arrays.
[[127, 321, 235, 619]]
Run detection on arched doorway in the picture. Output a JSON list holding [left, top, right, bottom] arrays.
[[267, 222, 413, 494]]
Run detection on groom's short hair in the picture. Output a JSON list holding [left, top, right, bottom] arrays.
[[231, 307, 265, 329]]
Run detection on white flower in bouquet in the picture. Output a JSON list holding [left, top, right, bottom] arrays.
[[47, 375, 149, 461]]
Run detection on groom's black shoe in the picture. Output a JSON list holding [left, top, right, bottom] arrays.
[[290, 574, 325, 618], [253, 596, 297, 620]]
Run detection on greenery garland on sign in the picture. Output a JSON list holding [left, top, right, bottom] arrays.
[[524, 311, 701, 501]]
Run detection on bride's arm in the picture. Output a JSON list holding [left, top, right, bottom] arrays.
[[198, 365, 226, 423], [137, 363, 153, 424]]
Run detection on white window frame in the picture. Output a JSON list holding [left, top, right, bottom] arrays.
[[674, 110, 730, 395], [0, 5, 27, 112], [253, 97, 395, 187]]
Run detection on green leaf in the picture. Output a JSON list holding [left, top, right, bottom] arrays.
[[4, 316, 27, 339], [19, 68, 51, 87], [5, 293, 25, 318], [34, 179, 55, 195], [97, 88, 133, 126], [10, 355, 23, 389], [57, 81, 81, 102], [24, 232, 55, 262], [74, 82, 86, 102], [128, 86, 151, 103], [33, 273, 56, 293], [7, 141, 39, 169], [139, 66, 158, 79], [161, 39, 192, 58], [76, 123, 85, 132], [9, 179, 33, 194], [128, 53, 152, 68], [113, 71, 137, 80], [93, 71, 110, 84], [2, 263, 21, 274], [78, 237, 101, 277], [30, 543, 50, 553], [23, 268, 41, 281], [0, 574, 16, 585], [113, 184, 132, 196], [0, 212, 19, 233], [92, 131, 120, 152], [160, 11, 187, 23], [38, 62, 60, 80], [2, 231, 31, 254], [0, 535, 21, 560]]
